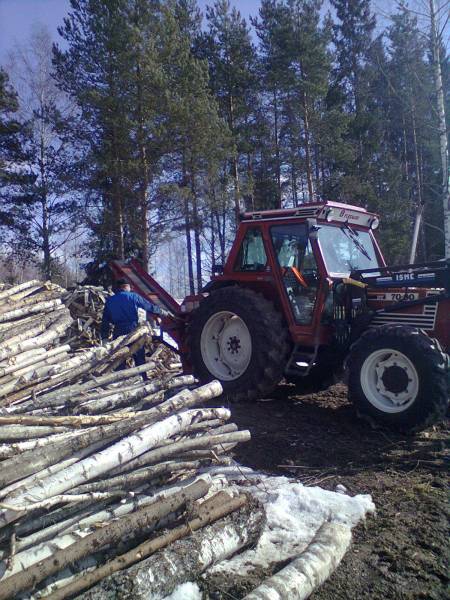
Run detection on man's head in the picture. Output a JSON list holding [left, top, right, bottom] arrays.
[[116, 278, 131, 292]]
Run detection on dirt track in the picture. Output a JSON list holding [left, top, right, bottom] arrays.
[[228, 383, 449, 600]]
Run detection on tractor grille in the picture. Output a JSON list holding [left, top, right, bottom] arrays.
[[371, 303, 438, 330]]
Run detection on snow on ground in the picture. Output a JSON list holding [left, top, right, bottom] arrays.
[[162, 582, 203, 600], [207, 472, 375, 577], [160, 470, 375, 600]]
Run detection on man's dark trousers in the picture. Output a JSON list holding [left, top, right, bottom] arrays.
[[114, 323, 146, 370]]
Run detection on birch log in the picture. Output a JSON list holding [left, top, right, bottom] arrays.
[[242, 522, 352, 600], [0, 425, 69, 441], [0, 346, 70, 379], [68, 494, 263, 600], [0, 311, 72, 364], [0, 299, 62, 323], [0, 477, 211, 600], [0, 289, 62, 316], [108, 430, 250, 476], [0, 280, 41, 301], [0, 407, 228, 528], [44, 493, 252, 600]]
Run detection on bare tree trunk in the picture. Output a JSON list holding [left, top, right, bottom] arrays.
[[409, 101, 424, 263], [228, 94, 241, 224], [182, 155, 195, 295], [210, 209, 216, 269], [107, 51, 125, 260], [190, 169, 202, 292], [39, 131, 52, 280], [402, 114, 410, 181], [292, 156, 298, 206], [215, 211, 226, 265], [302, 90, 314, 203], [273, 90, 282, 207], [429, 0, 450, 257], [136, 61, 150, 269]]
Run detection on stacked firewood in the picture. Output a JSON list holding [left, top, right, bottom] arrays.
[[63, 286, 112, 348], [0, 281, 252, 599]]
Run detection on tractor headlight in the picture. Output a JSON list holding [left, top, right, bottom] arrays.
[[369, 217, 379, 230]]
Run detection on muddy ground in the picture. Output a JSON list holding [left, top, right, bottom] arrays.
[[226, 383, 449, 600]]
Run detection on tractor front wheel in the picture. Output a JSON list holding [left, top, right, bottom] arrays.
[[188, 286, 289, 401], [347, 324, 449, 431]]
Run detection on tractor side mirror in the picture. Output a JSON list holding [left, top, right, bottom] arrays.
[[307, 218, 321, 240], [212, 264, 224, 275]]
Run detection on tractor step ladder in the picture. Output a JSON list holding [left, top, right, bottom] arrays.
[[109, 259, 180, 315]]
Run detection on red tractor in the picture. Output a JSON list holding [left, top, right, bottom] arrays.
[[111, 201, 450, 431]]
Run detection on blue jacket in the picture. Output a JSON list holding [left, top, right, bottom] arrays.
[[101, 290, 161, 338]]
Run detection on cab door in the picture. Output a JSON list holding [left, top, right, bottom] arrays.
[[269, 223, 321, 329]]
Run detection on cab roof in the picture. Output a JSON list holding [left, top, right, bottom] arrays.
[[241, 201, 379, 229]]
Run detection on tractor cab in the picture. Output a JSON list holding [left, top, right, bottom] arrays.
[[209, 201, 384, 352]]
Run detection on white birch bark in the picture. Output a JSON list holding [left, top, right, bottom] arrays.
[[25, 362, 158, 409], [0, 289, 62, 316], [7, 283, 46, 302], [0, 424, 69, 441], [0, 429, 84, 459], [0, 477, 211, 600], [0, 346, 70, 378], [242, 522, 352, 600], [0, 307, 64, 342], [69, 494, 258, 600], [108, 430, 250, 476], [0, 299, 62, 323], [0, 436, 109, 500], [0, 352, 71, 397], [0, 405, 226, 528], [0, 280, 42, 302], [0, 348, 45, 369], [429, 0, 450, 257], [0, 311, 72, 362]]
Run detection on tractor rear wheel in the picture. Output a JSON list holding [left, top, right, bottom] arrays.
[[188, 286, 290, 401], [347, 324, 449, 431]]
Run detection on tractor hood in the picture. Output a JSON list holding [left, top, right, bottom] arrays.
[[352, 260, 450, 353]]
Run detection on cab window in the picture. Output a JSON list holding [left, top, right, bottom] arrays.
[[234, 228, 267, 272]]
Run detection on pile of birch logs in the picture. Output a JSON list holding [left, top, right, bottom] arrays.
[[0, 280, 152, 405], [0, 280, 253, 599]]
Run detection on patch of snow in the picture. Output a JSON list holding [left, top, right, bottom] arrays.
[[206, 472, 375, 577], [161, 582, 203, 600]]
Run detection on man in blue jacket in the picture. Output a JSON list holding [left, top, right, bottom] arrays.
[[101, 278, 162, 368]]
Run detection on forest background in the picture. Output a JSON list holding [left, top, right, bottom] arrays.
[[0, 0, 448, 296]]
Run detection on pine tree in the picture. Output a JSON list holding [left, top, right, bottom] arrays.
[[53, 0, 136, 262], [253, 0, 292, 207], [6, 26, 79, 279], [329, 0, 377, 205], [0, 69, 28, 232], [200, 0, 258, 220], [254, 1, 339, 206], [163, 3, 231, 292]]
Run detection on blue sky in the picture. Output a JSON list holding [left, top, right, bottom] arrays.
[[1, 0, 443, 66], [0, 0, 261, 63]]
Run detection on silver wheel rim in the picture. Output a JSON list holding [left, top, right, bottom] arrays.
[[360, 348, 419, 414], [200, 311, 252, 381]]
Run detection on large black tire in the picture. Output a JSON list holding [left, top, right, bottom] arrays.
[[188, 286, 290, 401], [347, 324, 449, 431]]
